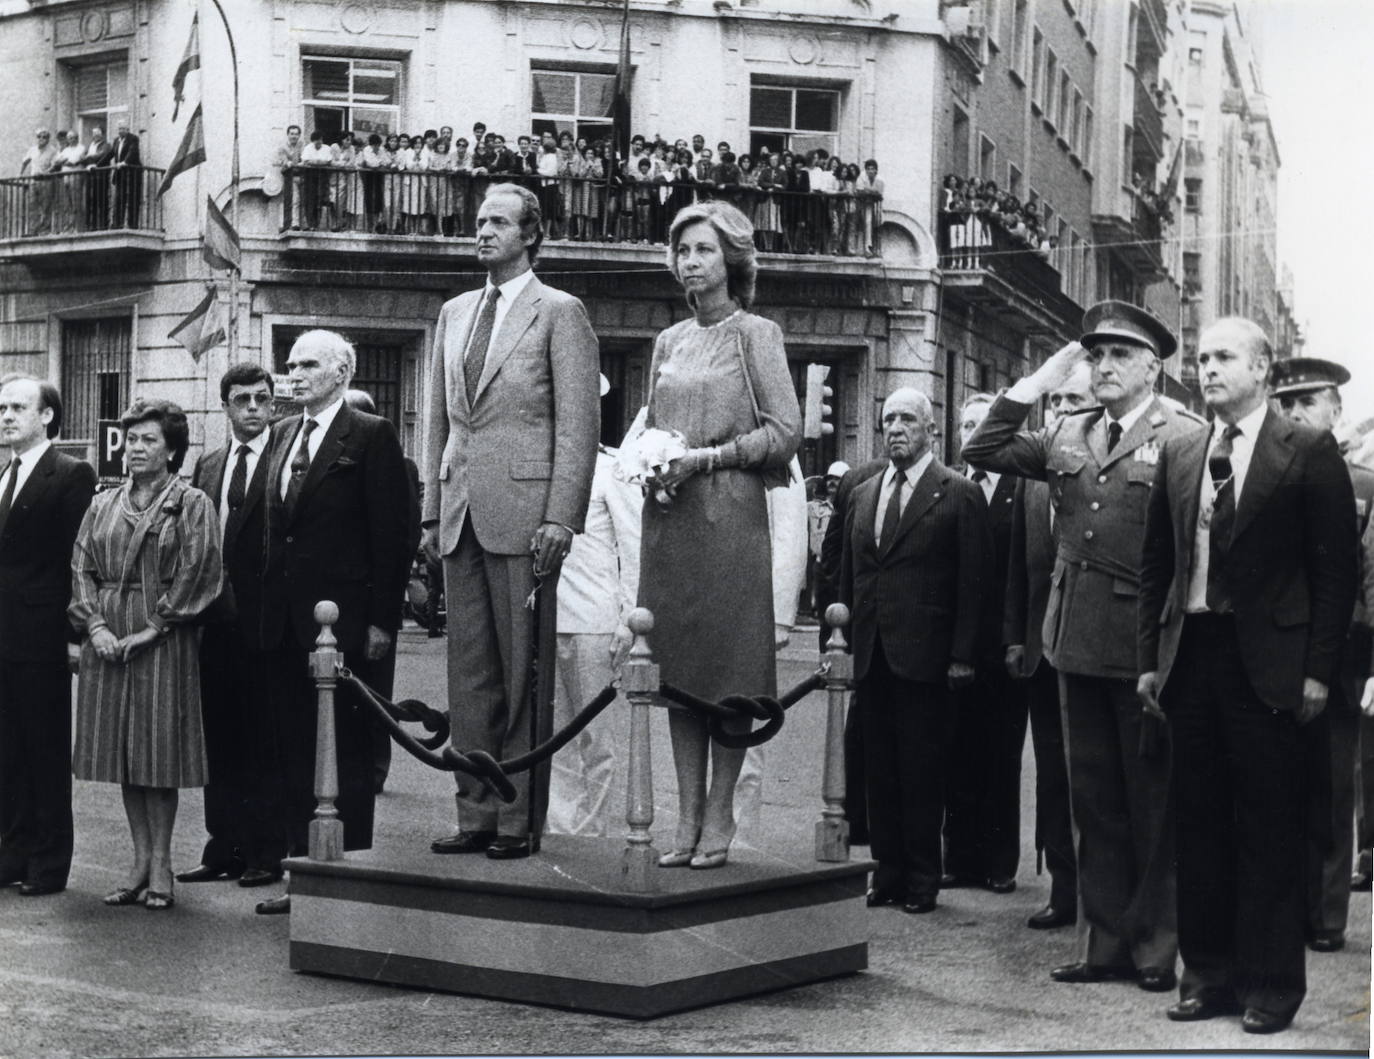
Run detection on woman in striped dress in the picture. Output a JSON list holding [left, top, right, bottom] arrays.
[[70, 399, 223, 911]]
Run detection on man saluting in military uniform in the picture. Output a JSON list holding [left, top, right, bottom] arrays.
[[1269, 357, 1374, 954], [963, 301, 1205, 993]]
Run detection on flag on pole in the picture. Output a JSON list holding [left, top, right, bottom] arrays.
[[169, 285, 225, 362], [1159, 138, 1185, 203], [611, 0, 632, 164], [158, 104, 206, 197], [202, 195, 241, 271], [172, 13, 200, 123]]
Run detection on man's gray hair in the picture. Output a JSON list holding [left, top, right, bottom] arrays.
[[884, 386, 934, 422], [290, 329, 356, 379], [1206, 316, 1273, 367]]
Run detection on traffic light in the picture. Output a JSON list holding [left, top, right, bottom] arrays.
[[803, 363, 834, 440]]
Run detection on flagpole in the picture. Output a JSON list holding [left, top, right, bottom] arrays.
[[207, 0, 240, 362]]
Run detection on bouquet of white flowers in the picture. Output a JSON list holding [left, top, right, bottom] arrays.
[[615, 426, 689, 506]]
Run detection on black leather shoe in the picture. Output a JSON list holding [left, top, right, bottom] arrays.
[[939, 872, 978, 889], [18, 881, 64, 897], [1241, 1008, 1292, 1034], [1166, 996, 1241, 1022], [985, 875, 1016, 894], [1027, 904, 1076, 930], [255, 894, 290, 915], [486, 835, 531, 860], [902, 895, 937, 914], [866, 888, 900, 908], [237, 868, 282, 888], [1137, 967, 1177, 992], [430, 830, 496, 855], [175, 862, 243, 883], [1308, 931, 1345, 953], [1050, 961, 1134, 984]]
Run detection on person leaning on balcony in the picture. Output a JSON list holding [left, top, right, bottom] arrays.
[[82, 126, 114, 230], [19, 129, 58, 236], [109, 119, 141, 230], [55, 130, 85, 234], [962, 302, 1206, 995], [271, 124, 303, 229], [300, 129, 334, 231], [856, 159, 884, 257], [358, 133, 387, 233]]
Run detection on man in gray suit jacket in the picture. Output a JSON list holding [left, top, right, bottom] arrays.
[[423, 183, 600, 860]]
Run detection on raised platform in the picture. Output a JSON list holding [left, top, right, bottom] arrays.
[[286, 835, 872, 1018]]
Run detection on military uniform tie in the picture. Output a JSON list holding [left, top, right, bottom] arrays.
[[1106, 421, 1123, 454]]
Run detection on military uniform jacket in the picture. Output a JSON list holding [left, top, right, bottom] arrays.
[[962, 393, 1205, 679]]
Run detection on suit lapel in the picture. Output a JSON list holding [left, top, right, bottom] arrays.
[[1232, 408, 1294, 543], [266, 418, 300, 514], [201, 445, 229, 515], [1086, 412, 1110, 469], [292, 404, 353, 518], [239, 425, 274, 524], [855, 473, 883, 557], [474, 277, 542, 405], [1172, 427, 1208, 573], [882, 460, 947, 556], [4, 445, 57, 529], [448, 290, 482, 412]]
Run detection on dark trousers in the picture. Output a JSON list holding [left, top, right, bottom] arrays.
[[843, 689, 868, 844], [111, 169, 139, 228], [1168, 613, 1307, 1020], [0, 659, 73, 888], [860, 638, 954, 900], [1360, 711, 1374, 853], [1026, 660, 1077, 914], [1060, 670, 1176, 971], [198, 624, 277, 872], [264, 625, 380, 866], [943, 667, 1027, 881]]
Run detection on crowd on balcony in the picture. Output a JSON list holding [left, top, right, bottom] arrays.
[[11, 124, 146, 236], [274, 123, 885, 256], [1130, 171, 1174, 226], [940, 174, 1057, 261]]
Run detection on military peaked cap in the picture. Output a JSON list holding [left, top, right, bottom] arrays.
[[1080, 300, 1178, 360], [1269, 357, 1351, 397]]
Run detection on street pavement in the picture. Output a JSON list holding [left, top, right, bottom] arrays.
[[0, 628, 1368, 1056]]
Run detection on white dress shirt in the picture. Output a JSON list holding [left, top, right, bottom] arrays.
[[557, 449, 643, 635], [471, 268, 536, 361], [279, 396, 344, 500], [1185, 401, 1268, 613], [967, 465, 1000, 503], [219, 429, 270, 532], [3, 438, 51, 499], [874, 452, 934, 540]]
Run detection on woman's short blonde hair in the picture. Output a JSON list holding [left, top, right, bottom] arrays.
[[665, 200, 758, 309]]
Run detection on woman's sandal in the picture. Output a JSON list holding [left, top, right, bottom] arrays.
[[145, 885, 175, 911], [102, 880, 148, 907], [657, 849, 696, 868]]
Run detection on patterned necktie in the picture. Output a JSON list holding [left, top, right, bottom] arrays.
[[465, 287, 501, 408], [0, 455, 20, 539], [879, 473, 905, 552], [1106, 421, 1123, 454], [284, 419, 316, 512], [1206, 424, 1242, 613], [226, 443, 250, 512]]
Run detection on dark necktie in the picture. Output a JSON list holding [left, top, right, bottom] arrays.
[[226, 443, 250, 512], [284, 419, 317, 513], [878, 473, 905, 552], [1106, 421, 1123, 454], [1206, 424, 1242, 613], [0, 455, 20, 538], [465, 287, 500, 408]]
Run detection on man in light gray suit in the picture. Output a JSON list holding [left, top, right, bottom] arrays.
[[423, 182, 600, 860]]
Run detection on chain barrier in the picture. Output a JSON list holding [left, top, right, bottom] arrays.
[[338, 663, 829, 797]]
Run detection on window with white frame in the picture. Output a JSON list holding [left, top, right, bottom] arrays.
[[749, 82, 841, 159], [531, 66, 617, 142], [302, 56, 402, 139], [71, 59, 129, 143]]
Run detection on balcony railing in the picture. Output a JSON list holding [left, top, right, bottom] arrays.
[[0, 166, 165, 240], [1133, 77, 1165, 160], [279, 167, 883, 257], [939, 210, 1074, 296], [1132, 194, 1163, 252]]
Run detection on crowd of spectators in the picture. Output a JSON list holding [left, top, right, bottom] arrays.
[[940, 174, 1056, 260], [275, 123, 885, 256], [13, 123, 144, 235]]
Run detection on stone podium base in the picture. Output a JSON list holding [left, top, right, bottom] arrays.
[[285, 835, 871, 1018]]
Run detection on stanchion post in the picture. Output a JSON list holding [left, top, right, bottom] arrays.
[[815, 603, 852, 862], [620, 607, 659, 891], [308, 600, 345, 861]]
